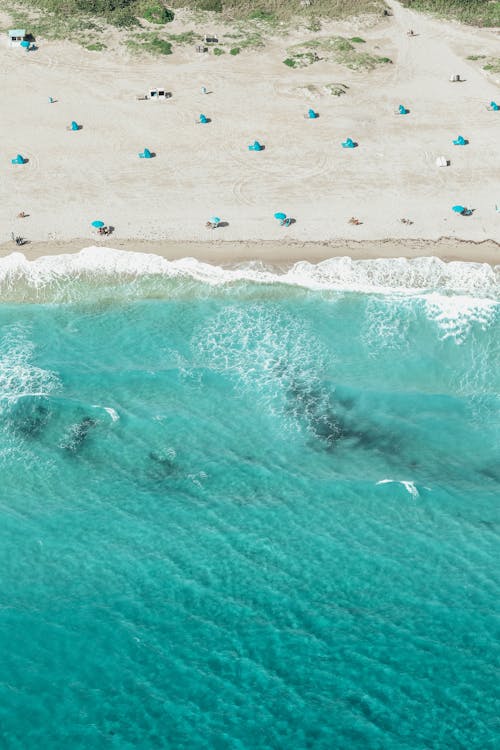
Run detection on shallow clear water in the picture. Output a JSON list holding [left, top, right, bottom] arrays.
[[0, 251, 499, 749]]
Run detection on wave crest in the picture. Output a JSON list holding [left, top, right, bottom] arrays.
[[0, 247, 498, 302]]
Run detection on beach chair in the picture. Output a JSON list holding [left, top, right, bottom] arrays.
[[11, 154, 25, 165], [449, 74, 461, 82], [435, 156, 448, 167]]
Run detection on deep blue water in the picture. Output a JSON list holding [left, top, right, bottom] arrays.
[[0, 252, 499, 749]]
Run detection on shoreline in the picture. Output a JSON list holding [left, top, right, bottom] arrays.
[[1, 237, 499, 267]]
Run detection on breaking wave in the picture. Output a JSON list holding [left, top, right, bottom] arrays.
[[0, 247, 498, 303]]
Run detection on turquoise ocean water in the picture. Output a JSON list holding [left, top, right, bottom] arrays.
[[0, 249, 499, 749]]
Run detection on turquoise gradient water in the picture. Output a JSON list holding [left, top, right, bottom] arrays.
[[0, 253, 499, 749]]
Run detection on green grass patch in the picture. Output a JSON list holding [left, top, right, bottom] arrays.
[[85, 41, 107, 50], [213, 46, 225, 54], [135, 2, 174, 23], [229, 46, 241, 54], [167, 31, 197, 43], [126, 33, 172, 55], [350, 36, 366, 43], [290, 36, 392, 70], [324, 82, 349, 96], [283, 51, 320, 68], [483, 59, 500, 73], [466, 54, 486, 60], [248, 9, 276, 21], [400, 1, 500, 27]]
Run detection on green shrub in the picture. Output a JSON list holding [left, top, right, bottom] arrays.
[[136, 2, 174, 23], [283, 58, 297, 67], [350, 36, 365, 43], [213, 46, 225, 54], [249, 9, 276, 21], [400, 1, 500, 27], [194, 0, 222, 11], [85, 41, 107, 50], [229, 46, 240, 55]]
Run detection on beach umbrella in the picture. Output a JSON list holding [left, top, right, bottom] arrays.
[[20, 40, 30, 48], [91, 220, 105, 228], [274, 212, 287, 220], [452, 205, 465, 213], [210, 216, 221, 224]]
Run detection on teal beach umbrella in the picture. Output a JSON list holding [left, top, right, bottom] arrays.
[[210, 216, 221, 224], [274, 212, 287, 220], [91, 220, 105, 228], [452, 205, 465, 213]]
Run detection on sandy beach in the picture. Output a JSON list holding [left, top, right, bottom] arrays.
[[1, 237, 499, 266], [0, 0, 499, 261]]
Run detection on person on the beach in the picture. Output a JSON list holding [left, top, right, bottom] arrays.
[[18, 211, 27, 218]]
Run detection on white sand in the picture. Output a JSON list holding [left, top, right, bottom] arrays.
[[0, 0, 499, 259]]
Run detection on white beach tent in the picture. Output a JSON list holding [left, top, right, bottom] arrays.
[[436, 156, 448, 167], [8, 29, 26, 47]]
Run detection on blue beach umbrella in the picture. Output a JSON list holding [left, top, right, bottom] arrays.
[[91, 220, 105, 228], [452, 205, 465, 213], [274, 212, 287, 220], [210, 216, 221, 223]]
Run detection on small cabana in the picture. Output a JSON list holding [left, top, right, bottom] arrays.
[[8, 29, 27, 47]]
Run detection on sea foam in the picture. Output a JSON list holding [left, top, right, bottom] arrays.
[[0, 247, 498, 302]]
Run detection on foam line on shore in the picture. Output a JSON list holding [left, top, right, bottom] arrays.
[[0, 247, 498, 302]]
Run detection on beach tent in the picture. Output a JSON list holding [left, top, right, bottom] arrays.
[[139, 148, 152, 158], [71, 121, 80, 131], [490, 101, 499, 111], [453, 135, 467, 146], [435, 156, 448, 167], [307, 108, 318, 119], [398, 104, 408, 115], [199, 114, 208, 124], [11, 154, 25, 164], [8, 29, 26, 47], [449, 74, 461, 82], [248, 141, 263, 151], [342, 137, 356, 148]]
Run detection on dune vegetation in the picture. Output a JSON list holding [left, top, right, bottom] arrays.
[[401, 0, 500, 27]]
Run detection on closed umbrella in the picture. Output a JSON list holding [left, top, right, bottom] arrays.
[[274, 212, 287, 220], [91, 220, 105, 228]]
